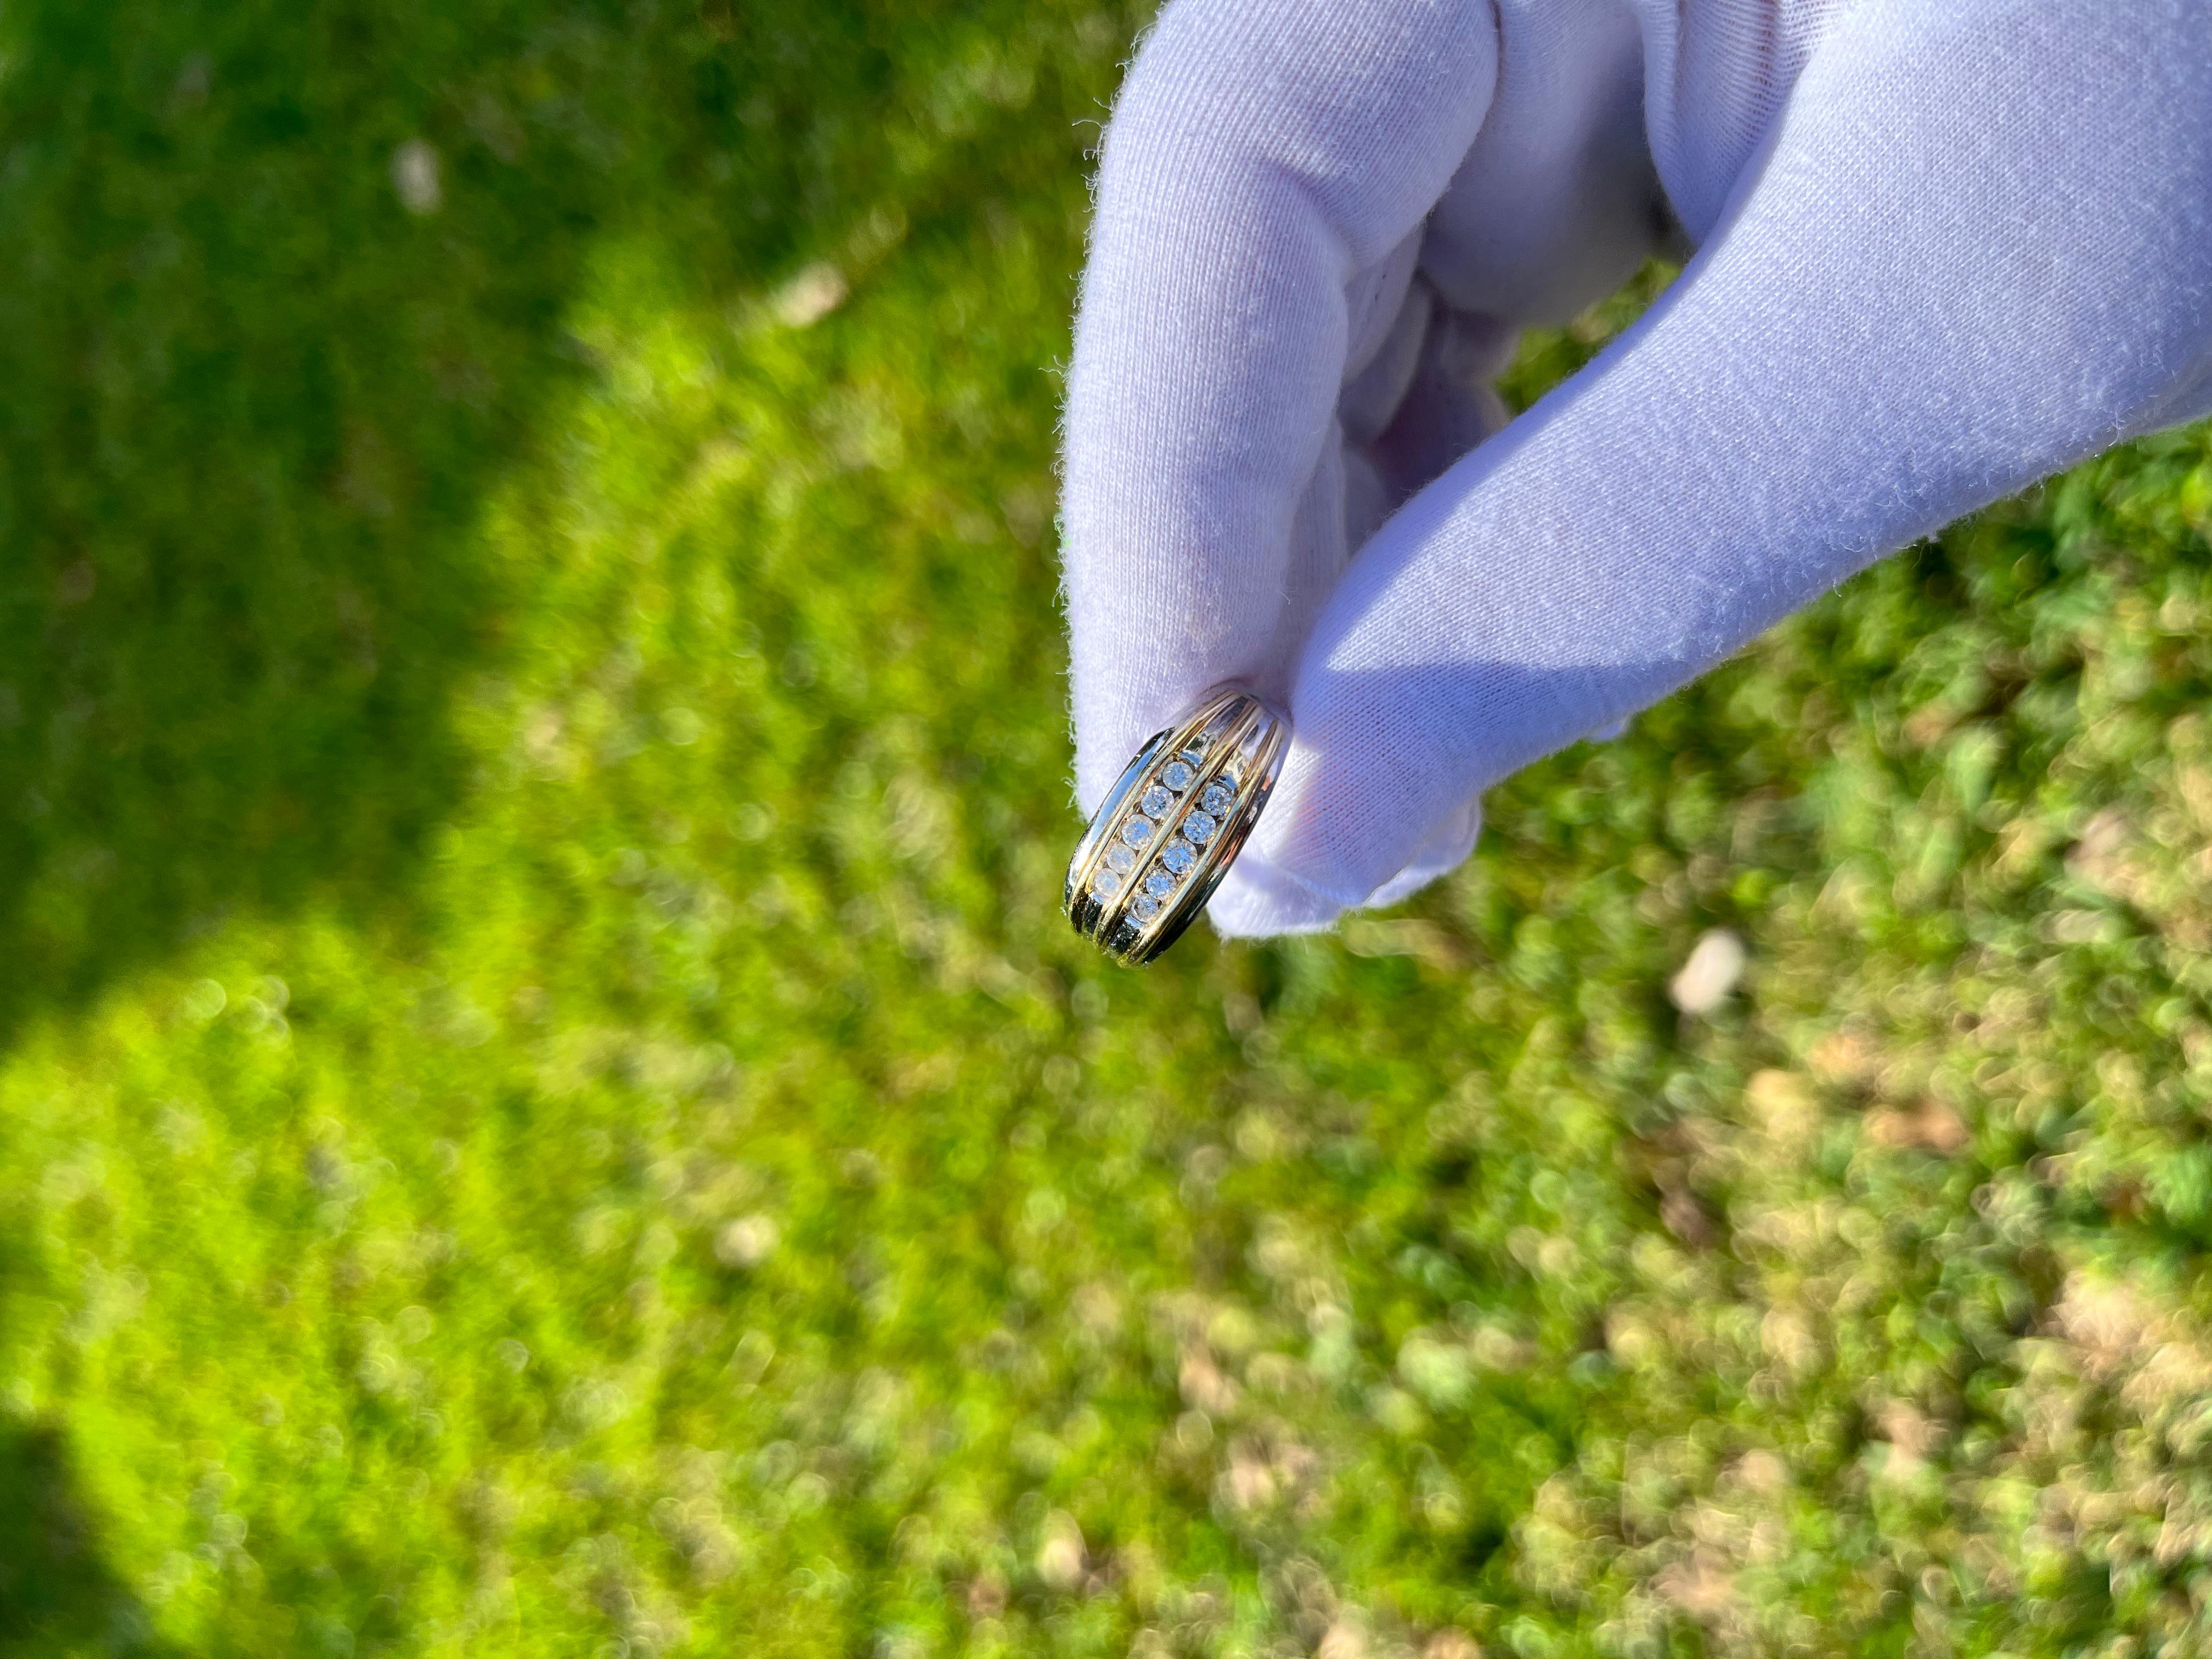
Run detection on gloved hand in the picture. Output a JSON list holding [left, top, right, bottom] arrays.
[[1060, 0, 2212, 936]]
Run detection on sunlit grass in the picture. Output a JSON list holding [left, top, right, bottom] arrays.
[[3, 3, 2211, 1656]]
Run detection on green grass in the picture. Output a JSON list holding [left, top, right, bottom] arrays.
[[3, 3, 2212, 1655]]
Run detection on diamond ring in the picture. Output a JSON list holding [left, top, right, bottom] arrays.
[[1063, 689, 1290, 965]]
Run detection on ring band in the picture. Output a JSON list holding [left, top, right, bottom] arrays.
[[1064, 689, 1290, 965]]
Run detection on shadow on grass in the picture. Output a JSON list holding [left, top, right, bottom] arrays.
[[0, 1420, 180, 1657], [0, 0, 1112, 1637], [0, 0, 990, 1030]]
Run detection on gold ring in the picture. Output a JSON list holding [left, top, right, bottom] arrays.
[[1064, 689, 1290, 965]]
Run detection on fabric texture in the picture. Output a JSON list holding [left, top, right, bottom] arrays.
[[1060, 0, 2212, 936]]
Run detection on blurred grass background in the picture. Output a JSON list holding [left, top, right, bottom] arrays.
[[4, 2, 2212, 1655]]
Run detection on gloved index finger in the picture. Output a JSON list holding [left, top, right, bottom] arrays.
[[1060, 0, 1497, 810]]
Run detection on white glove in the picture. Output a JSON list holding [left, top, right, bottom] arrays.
[[1060, 0, 2212, 936]]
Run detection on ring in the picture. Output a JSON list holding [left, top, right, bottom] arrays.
[[1063, 689, 1290, 965]]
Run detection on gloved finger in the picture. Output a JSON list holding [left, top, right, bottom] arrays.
[[1421, 0, 1661, 325], [1339, 276, 1435, 454], [1367, 305, 1516, 506], [1204, 297, 1513, 936], [1342, 289, 1517, 536], [1060, 0, 1498, 812], [1246, 0, 2212, 924]]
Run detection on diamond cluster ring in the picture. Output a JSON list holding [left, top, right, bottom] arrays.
[[1063, 689, 1290, 966]]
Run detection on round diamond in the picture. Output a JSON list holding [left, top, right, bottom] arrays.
[[1103, 844, 1135, 874], [1092, 869, 1123, 899], [1130, 893, 1161, 923], [1160, 760, 1195, 792], [1161, 840, 1196, 875], [1120, 816, 1156, 849], [1141, 785, 1173, 817], [1182, 810, 1217, 845], [1200, 781, 1234, 816], [1145, 871, 1175, 899]]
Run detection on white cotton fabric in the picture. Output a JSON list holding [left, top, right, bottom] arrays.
[[1060, 0, 2212, 936]]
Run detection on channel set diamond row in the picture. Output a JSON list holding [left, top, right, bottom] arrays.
[[1089, 755, 1240, 926]]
